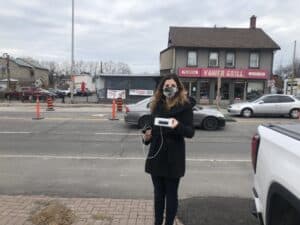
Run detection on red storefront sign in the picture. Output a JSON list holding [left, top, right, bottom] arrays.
[[179, 68, 268, 79]]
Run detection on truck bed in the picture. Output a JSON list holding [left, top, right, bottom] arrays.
[[264, 124, 300, 141]]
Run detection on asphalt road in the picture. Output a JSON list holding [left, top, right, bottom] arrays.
[[0, 107, 299, 225]]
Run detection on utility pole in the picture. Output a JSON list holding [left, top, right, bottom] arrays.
[[290, 40, 297, 95], [216, 76, 221, 110], [70, 0, 75, 103], [3, 53, 10, 98]]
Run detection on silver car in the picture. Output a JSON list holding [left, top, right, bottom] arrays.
[[228, 94, 300, 118], [124, 97, 226, 130]]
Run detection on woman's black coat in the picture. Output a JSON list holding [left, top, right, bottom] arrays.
[[144, 98, 195, 178]]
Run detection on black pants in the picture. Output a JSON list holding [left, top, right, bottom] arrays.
[[151, 175, 180, 225]]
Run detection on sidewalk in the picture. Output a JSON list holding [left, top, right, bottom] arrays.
[[0, 195, 184, 225], [0, 102, 111, 108]]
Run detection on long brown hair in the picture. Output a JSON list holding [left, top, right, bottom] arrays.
[[150, 74, 188, 112]]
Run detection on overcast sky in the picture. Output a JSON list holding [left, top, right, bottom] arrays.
[[0, 0, 299, 73]]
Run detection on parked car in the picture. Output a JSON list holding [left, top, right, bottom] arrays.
[[48, 88, 66, 98], [17, 87, 56, 101], [66, 88, 77, 97], [38, 88, 57, 99], [4, 90, 21, 100], [251, 124, 300, 225], [75, 88, 92, 96], [228, 94, 300, 118], [124, 97, 226, 130]]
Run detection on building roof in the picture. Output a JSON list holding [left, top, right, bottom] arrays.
[[13, 58, 33, 68], [0, 57, 49, 71], [16, 58, 49, 71], [167, 26, 280, 50]]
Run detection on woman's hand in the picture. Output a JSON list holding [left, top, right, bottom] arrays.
[[170, 118, 179, 129], [143, 129, 152, 142]]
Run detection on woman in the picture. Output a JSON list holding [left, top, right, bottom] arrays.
[[143, 74, 195, 225]]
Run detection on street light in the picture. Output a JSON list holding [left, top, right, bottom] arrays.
[[2, 53, 10, 94], [70, 0, 75, 103]]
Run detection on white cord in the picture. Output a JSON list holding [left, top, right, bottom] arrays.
[[140, 125, 164, 160]]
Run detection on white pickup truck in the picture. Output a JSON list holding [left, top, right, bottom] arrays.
[[252, 123, 300, 225]]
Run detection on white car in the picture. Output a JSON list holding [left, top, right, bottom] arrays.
[[228, 94, 300, 118]]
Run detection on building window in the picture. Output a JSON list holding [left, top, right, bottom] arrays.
[[225, 52, 235, 68], [209, 52, 219, 67], [187, 51, 197, 66], [250, 52, 260, 68]]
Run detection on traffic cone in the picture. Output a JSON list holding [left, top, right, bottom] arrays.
[[32, 95, 44, 120], [116, 97, 123, 112], [109, 99, 119, 120], [46, 96, 55, 111]]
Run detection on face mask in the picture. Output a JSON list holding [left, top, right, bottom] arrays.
[[163, 87, 178, 98]]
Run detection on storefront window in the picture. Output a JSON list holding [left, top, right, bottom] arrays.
[[200, 81, 210, 99], [247, 81, 264, 100], [214, 81, 229, 100], [191, 82, 197, 98], [182, 81, 197, 98], [234, 82, 245, 100], [221, 82, 229, 99]]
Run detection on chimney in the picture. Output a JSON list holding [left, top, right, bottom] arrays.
[[250, 15, 256, 29]]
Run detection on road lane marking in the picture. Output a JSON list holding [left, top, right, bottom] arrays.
[[0, 117, 124, 121], [95, 132, 140, 136], [0, 154, 251, 162], [0, 132, 32, 134]]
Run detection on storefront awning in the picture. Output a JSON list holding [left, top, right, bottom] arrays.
[[179, 68, 268, 79]]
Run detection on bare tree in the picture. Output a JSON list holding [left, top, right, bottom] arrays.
[[24, 57, 132, 76], [275, 58, 300, 79]]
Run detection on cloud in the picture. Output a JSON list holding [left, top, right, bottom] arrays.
[[0, 0, 299, 73]]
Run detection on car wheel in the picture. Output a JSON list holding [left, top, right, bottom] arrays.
[[270, 204, 300, 225], [202, 117, 218, 130], [138, 116, 151, 129], [241, 108, 253, 118], [289, 109, 299, 119]]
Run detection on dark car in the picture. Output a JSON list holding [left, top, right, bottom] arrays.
[[48, 88, 66, 98], [4, 90, 21, 100], [75, 88, 92, 96]]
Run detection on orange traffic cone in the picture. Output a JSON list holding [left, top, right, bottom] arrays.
[[32, 95, 44, 120], [46, 96, 55, 111], [109, 99, 119, 120]]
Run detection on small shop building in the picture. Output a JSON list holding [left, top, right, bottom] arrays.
[[94, 73, 160, 103], [160, 16, 280, 104]]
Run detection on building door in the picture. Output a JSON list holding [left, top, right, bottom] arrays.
[[234, 82, 245, 100], [182, 81, 197, 98]]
